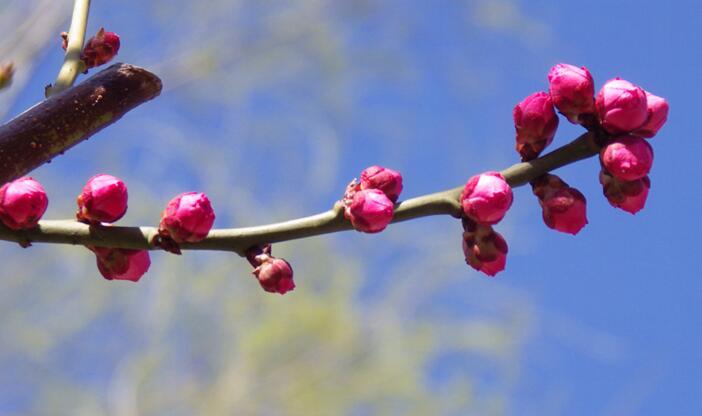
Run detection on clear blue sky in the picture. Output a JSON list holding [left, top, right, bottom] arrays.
[[3, 1, 701, 414]]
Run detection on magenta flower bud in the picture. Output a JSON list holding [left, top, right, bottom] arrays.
[[92, 247, 151, 282], [360, 165, 404, 203], [595, 78, 648, 134], [159, 192, 215, 243], [345, 188, 394, 233], [81, 28, 120, 70], [513, 91, 559, 160], [254, 257, 295, 295], [532, 174, 588, 235], [547, 63, 595, 124], [462, 220, 508, 277], [600, 135, 653, 181], [599, 169, 650, 214], [633, 92, 669, 138], [461, 171, 513, 225], [76, 174, 128, 224], [0, 177, 48, 230]]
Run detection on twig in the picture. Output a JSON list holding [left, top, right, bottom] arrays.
[[0, 63, 162, 184], [0, 131, 601, 256], [45, 0, 91, 97]]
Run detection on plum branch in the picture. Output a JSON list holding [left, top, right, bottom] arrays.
[[0, 129, 601, 256]]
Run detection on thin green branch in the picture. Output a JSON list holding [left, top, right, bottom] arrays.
[[45, 0, 91, 97], [0, 131, 601, 256]]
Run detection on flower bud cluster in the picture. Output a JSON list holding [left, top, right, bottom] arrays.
[[246, 244, 295, 295], [510, 63, 667, 239], [342, 165, 403, 233], [73, 174, 150, 282], [459, 172, 513, 276]]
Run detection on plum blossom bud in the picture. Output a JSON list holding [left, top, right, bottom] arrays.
[[599, 169, 650, 214], [513, 91, 559, 160], [92, 247, 151, 282], [461, 218, 508, 277], [159, 192, 215, 243], [81, 28, 120, 70], [254, 258, 295, 294], [360, 165, 403, 203], [600, 135, 653, 181], [0, 177, 48, 230], [532, 174, 588, 235], [76, 174, 128, 224], [633, 92, 669, 138], [0, 63, 14, 90], [461, 171, 513, 225], [246, 245, 295, 295], [595, 78, 648, 134], [345, 188, 394, 233], [547, 63, 595, 124]]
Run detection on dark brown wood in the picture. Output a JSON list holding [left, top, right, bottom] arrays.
[[0, 63, 162, 184]]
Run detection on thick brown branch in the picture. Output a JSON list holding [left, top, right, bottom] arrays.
[[0, 63, 162, 184], [0, 131, 601, 256]]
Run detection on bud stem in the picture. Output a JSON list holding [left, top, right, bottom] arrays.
[[45, 0, 91, 97]]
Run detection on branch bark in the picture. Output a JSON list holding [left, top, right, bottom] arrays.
[[0, 131, 601, 256], [0, 63, 162, 184]]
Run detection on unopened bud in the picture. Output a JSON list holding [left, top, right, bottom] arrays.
[[91, 247, 150, 282], [599, 169, 650, 214], [247, 245, 295, 295], [633, 92, 669, 138], [595, 78, 648, 134], [600, 135, 653, 181], [461, 218, 508, 277], [81, 28, 120, 70], [0, 177, 48, 230], [513, 91, 559, 160], [547, 63, 595, 124], [158, 192, 215, 244], [76, 174, 128, 224], [344, 188, 394, 233], [460, 171, 513, 225], [360, 165, 403, 203], [532, 174, 588, 235]]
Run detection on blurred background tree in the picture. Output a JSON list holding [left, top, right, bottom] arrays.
[[0, 1, 536, 414]]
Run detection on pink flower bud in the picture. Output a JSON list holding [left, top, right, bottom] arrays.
[[462, 219, 508, 277], [159, 192, 215, 243], [547, 63, 595, 124], [254, 257, 295, 294], [81, 28, 120, 70], [345, 188, 394, 233], [532, 175, 587, 235], [600, 135, 653, 181], [0, 177, 48, 230], [360, 165, 404, 203], [513, 91, 559, 160], [460, 171, 513, 225], [599, 169, 650, 214], [92, 247, 150, 282], [76, 174, 128, 224], [595, 78, 648, 134], [633, 92, 669, 138]]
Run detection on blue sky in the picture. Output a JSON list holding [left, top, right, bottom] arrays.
[[1, 0, 701, 414]]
